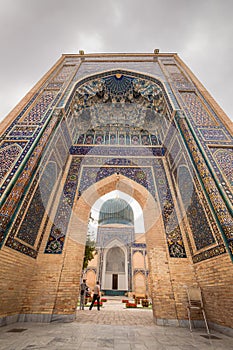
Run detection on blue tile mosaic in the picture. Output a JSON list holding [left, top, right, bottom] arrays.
[[8, 125, 37, 138], [97, 227, 134, 247], [178, 116, 233, 258], [5, 155, 61, 257], [164, 64, 193, 90], [180, 92, 217, 126], [211, 148, 233, 189], [0, 60, 76, 201], [153, 158, 187, 258], [177, 166, 216, 250], [1, 60, 232, 266], [45, 157, 82, 253], [199, 128, 230, 141], [59, 70, 173, 114], [0, 143, 22, 183], [44, 155, 186, 258], [70, 145, 165, 157], [15, 162, 58, 246], [0, 115, 59, 250]]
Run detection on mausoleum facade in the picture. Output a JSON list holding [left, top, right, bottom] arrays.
[[0, 51, 232, 333]]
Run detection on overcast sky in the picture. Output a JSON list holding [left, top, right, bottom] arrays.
[[0, 0, 232, 123]]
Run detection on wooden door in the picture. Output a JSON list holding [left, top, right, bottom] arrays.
[[112, 274, 118, 289]]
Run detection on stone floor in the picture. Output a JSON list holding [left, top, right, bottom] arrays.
[[0, 297, 232, 349]]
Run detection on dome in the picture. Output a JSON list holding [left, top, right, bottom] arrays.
[[99, 198, 134, 226]]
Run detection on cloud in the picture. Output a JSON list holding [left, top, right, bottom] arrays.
[[0, 0, 232, 122], [76, 32, 105, 53]]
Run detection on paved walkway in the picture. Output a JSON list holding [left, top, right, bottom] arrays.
[[0, 297, 232, 349], [76, 296, 154, 325]]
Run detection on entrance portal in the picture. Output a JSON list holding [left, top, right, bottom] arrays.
[[0, 55, 232, 332]]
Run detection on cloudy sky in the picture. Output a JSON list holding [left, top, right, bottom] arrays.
[[0, 0, 232, 122]]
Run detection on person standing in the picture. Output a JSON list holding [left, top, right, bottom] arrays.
[[80, 279, 89, 310], [89, 281, 101, 311]]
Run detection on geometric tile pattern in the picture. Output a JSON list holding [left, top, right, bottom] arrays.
[[211, 148, 233, 189], [4, 174, 41, 258], [80, 166, 155, 197], [164, 57, 233, 259], [178, 116, 233, 258], [180, 92, 217, 126], [0, 114, 58, 249], [15, 182, 47, 246], [164, 64, 193, 90], [55, 136, 69, 166], [15, 162, 58, 246], [199, 127, 230, 141], [153, 158, 187, 258], [20, 91, 57, 124], [45, 157, 82, 253], [0, 97, 60, 199], [173, 102, 232, 207], [4, 158, 59, 258], [44, 154, 187, 258], [70, 145, 165, 157], [166, 137, 181, 168], [0, 143, 22, 184], [207, 146, 233, 206], [0, 62, 78, 204], [75, 129, 161, 146], [132, 242, 147, 250], [1, 61, 232, 269], [191, 168, 224, 247], [0, 139, 29, 197], [192, 243, 226, 264], [97, 227, 135, 247], [0, 60, 80, 255], [171, 149, 226, 263], [46, 64, 77, 90], [9, 125, 37, 137], [50, 65, 77, 84], [177, 165, 216, 250]]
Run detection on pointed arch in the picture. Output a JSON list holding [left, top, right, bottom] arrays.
[[64, 68, 175, 114]]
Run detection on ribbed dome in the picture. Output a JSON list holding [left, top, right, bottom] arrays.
[[99, 198, 134, 226]]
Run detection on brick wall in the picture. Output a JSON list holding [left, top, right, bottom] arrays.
[[194, 254, 233, 328], [0, 247, 35, 317]]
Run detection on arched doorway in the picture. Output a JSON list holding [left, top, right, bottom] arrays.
[[103, 243, 127, 291], [84, 190, 148, 297], [49, 171, 191, 324]]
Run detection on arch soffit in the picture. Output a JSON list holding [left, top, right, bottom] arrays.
[[105, 239, 127, 252], [72, 173, 158, 236], [64, 68, 175, 113]]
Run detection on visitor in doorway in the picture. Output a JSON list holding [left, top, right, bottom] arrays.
[[80, 279, 89, 310], [89, 281, 101, 311]]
